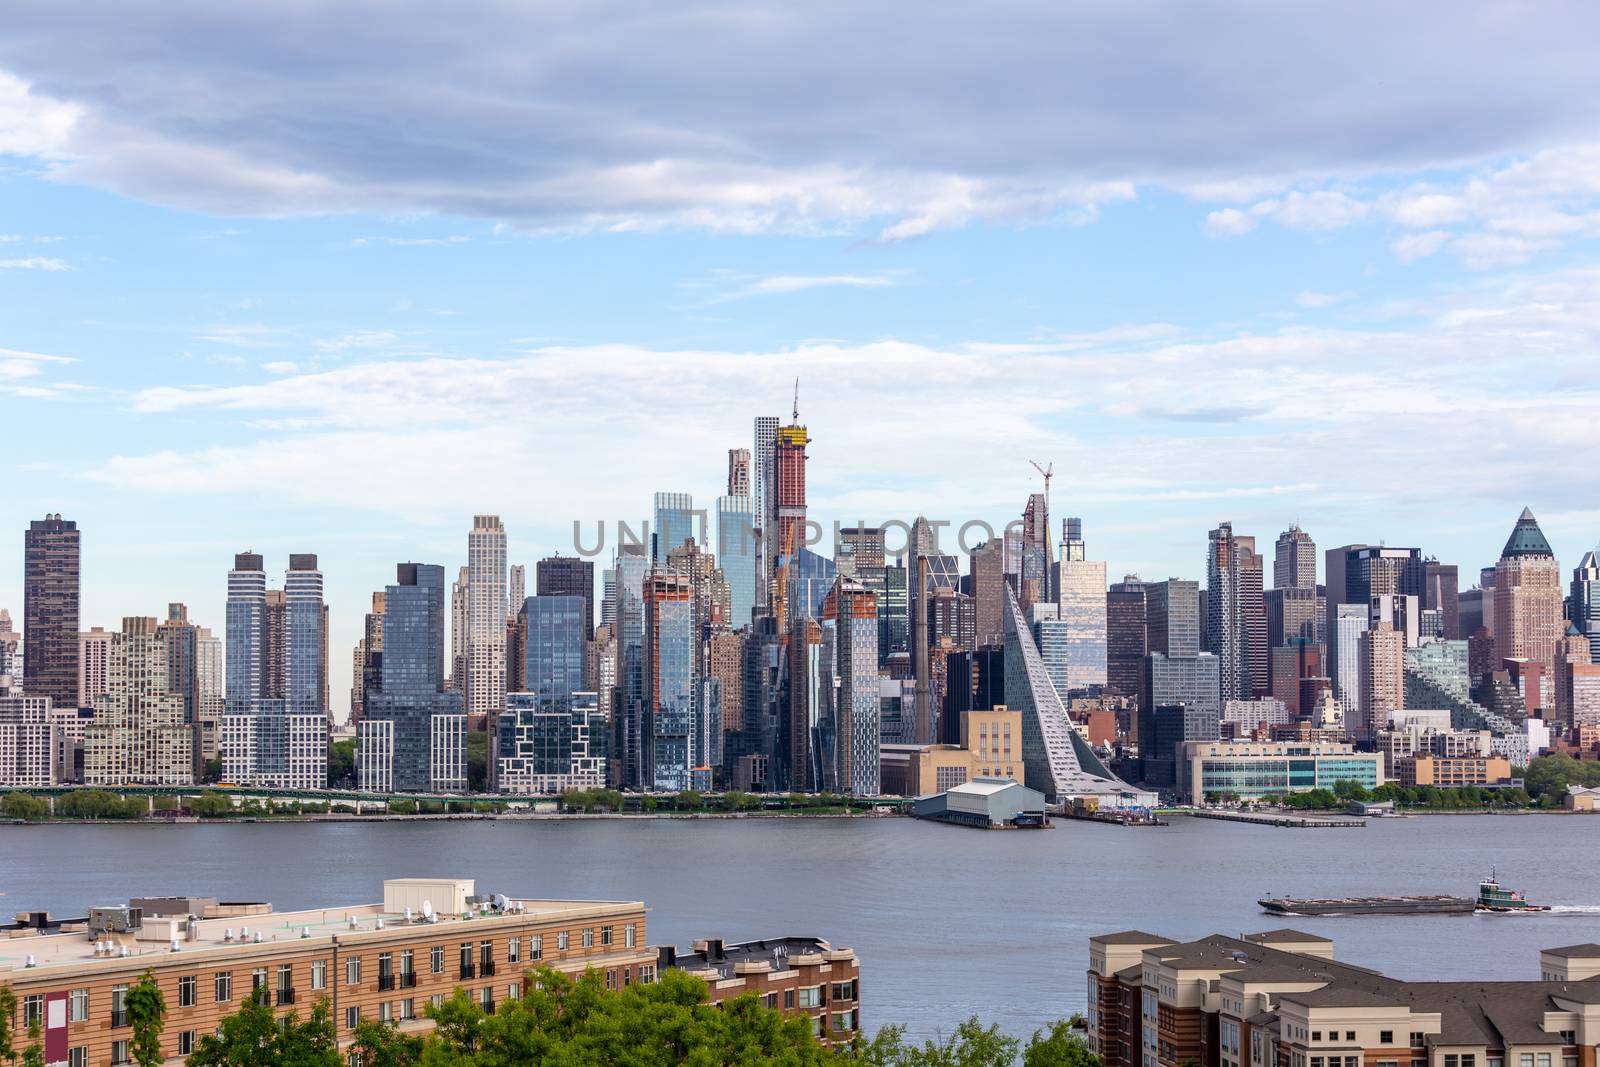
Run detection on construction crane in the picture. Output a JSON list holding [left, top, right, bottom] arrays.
[[1030, 459, 1053, 516]]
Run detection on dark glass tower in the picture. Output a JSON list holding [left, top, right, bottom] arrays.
[[23, 514, 80, 710]]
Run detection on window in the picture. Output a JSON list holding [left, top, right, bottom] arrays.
[[480, 987, 493, 1010], [626, 925, 636, 949], [1519, 1055, 1534, 1067], [763, 993, 778, 1009], [530, 935, 543, 960], [605, 970, 617, 991], [215, 972, 234, 1003], [1446, 1056, 1459, 1067], [1381, 1033, 1395, 1046], [346, 957, 362, 985], [602, 926, 613, 946], [558, 930, 570, 951], [507, 983, 521, 1001], [1538, 1055, 1552, 1067], [112, 1040, 131, 1066], [348, 1055, 361, 1067], [278, 965, 294, 993], [431, 994, 444, 1009], [1564, 1058, 1578, 1067], [431, 946, 445, 973], [785, 990, 795, 1009], [379, 1002, 393, 1023], [70, 987, 90, 1022], [508, 938, 520, 963], [1412, 1034, 1427, 1050], [311, 960, 327, 990], [69, 1048, 88, 1067], [582, 928, 594, 949], [1462, 1057, 1476, 1067], [179, 1031, 196, 1056], [640, 964, 656, 984], [832, 1011, 856, 1033], [345, 1006, 360, 1031], [800, 987, 822, 1008], [480, 940, 494, 974], [1346, 1034, 1356, 1043], [812, 1017, 824, 1039], [1314, 1034, 1323, 1043], [21, 995, 43, 1026], [832, 981, 855, 1001], [401, 999, 415, 1021], [252, 967, 268, 992], [401, 950, 415, 978]]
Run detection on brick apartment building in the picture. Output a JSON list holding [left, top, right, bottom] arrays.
[[1089, 929, 1600, 1067], [0, 878, 858, 1065]]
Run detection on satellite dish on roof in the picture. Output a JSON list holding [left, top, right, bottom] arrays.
[[421, 900, 434, 922], [491, 894, 509, 913]]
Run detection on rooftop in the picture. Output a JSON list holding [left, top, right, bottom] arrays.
[[0, 879, 644, 977], [662, 936, 855, 982], [1501, 507, 1554, 559]]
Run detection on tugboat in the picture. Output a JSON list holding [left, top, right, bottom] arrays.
[[1476, 872, 1550, 912]]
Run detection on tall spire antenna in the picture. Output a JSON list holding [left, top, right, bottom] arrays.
[[792, 377, 800, 421]]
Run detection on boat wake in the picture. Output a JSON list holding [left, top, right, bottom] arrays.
[[1546, 905, 1600, 915]]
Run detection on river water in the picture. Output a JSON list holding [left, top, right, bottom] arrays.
[[4, 814, 1599, 1038]]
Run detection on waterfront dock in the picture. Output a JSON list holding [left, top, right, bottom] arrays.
[[1172, 807, 1366, 828]]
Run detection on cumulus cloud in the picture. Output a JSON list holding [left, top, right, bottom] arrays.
[[0, 256, 70, 270], [697, 271, 903, 303], [1392, 230, 1451, 263], [0, 3, 1596, 240]]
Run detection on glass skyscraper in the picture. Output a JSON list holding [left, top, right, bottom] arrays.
[[359, 563, 465, 792], [518, 595, 586, 702], [653, 491, 697, 565], [716, 494, 757, 628], [645, 573, 695, 791]]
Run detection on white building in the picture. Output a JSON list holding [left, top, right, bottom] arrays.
[[466, 516, 508, 723]]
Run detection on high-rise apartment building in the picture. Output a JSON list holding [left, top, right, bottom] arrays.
[[770, 420, 809, 635], [77, 626, 112, 708], [536, 555, 596, 639], [0, 693, 55, 787], [1206, 522, 1266, 701], [496, 595, 598, 793], [466, 515, 509, 728], [1145, 578, 1200, 658], [645, 572, 696, 791], [0, 609, 19, 690], [968, 538, 1007, 648], [716, 495, 757, 628], [359, 563, 466, 792], [820, 577, 880, 795], [1106, 577, 1147, 698], [1358, 621, 1405, 744], [508, 564, 525, 623], [24, 514, 80, 711], [1493, 508, 1564, 680], [752, 415, 779, 610], [612, 544, 650, 788], [1273, 524, 1316, 589], [449, 566, 468, 691], [222, 553, 327, 789], [515, 596, 587, 702], [727, 447, 752, 498], [1325, 543, 1423, 695], [1053, 518, 1108, 692], [84, 617, 194, 785], [1333, 603, 1368, 714]]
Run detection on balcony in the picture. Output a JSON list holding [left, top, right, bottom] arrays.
[[399, 972, 418, 989], [459, 964, 476, 980], [276, 989, 297, 1006], [110, 1009, 129, 1028], [377, 974, 396, 991], [480, 961, 496, 977]]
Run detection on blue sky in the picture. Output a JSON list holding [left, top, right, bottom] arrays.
[[3, 2, 1600, 715]]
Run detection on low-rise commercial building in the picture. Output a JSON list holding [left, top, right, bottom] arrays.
[[1089, 929, 1600, 1067], [1178, 740, 1382, 804], [910, 776, 1048, 828], [1395, 754, 1515, 788], [0, 878, 858, 1065], [879, 707, 1025, 796]]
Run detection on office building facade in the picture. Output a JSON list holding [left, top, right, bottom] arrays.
[[23, 514, 80, 712]]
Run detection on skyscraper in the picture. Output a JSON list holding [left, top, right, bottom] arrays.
[[1273, 525, 1317, 589], [717, 495, 757, 628], [1146, 579, 1200, 658], [508, 564, 525, 623], [1333, 603, 1368, 714], [1572, 547, 1600, 663], [771, 419, 809, 635], [653, 492, 697, 565], [1106, 577, 1147, 698], [612, 544, 650, 788], [466, 515, 508, 727], [1359, 621, 1405, 743], [23, 514, 80, 711], [820, 577, 880, 795], [78, 626, 112, 708], [969, 538, 1007, 648], [1326, 544, 1423, 696], [536, 555, 596, 638], [359, 563, 465, 792], [1053, 518, 1108, 691], [1019, 492, 1052, 611], [515, 596, 587, 702], [1424, 559, 1461, 641], [1493, 508, 1564, 685], [751, 415, 779, 609], [1206, 522, 1265, 700], [645, 571, 696, 791], [222, 553, 327, 789], [727, 447, 752, 498], [84, 617, 194, 785]]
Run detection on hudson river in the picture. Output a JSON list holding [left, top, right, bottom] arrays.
[[5, 815, 1599, 1038]]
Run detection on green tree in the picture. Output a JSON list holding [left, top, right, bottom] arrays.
[[327, 738, 356, 787], [675, 789, 704, 810], [20, 1020, 45, 1067], [203, 756, 224, 782], [860, 1017, 1020, 1067], [0, 984, 16, 1062], [126, 970, 166, 1067], [1, 792, 49, 821], [187, 988, 341, 1067], [466, 730, 488, 792], [352, 1020, 425, 1067], [1024, 1022, 1103, 1067]]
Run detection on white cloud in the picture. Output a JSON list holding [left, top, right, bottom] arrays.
[[0, 256, 70, 270], [1450, 232, 1560, 270], [349, 234, 471, 247], [261, 360, 300, 374], [1392, 230, 1450, 263], [701, 271, 902, 303], [1293, 291, 1354, 308], [1203, 208, 1257, 237]]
